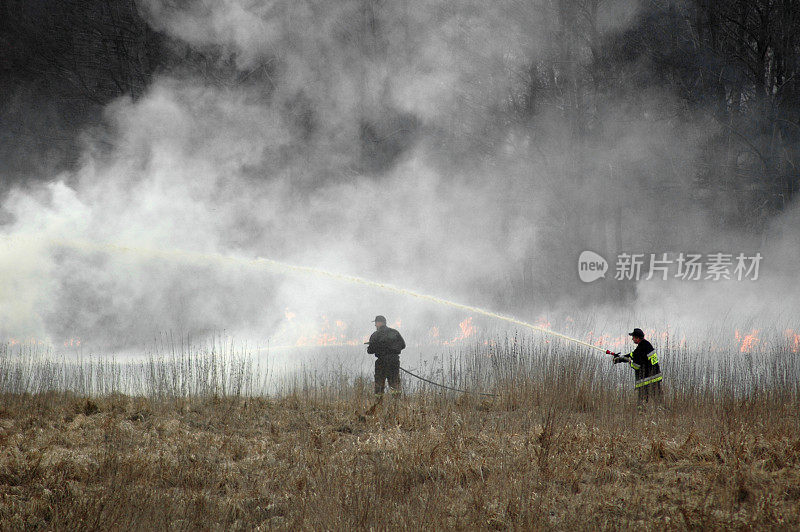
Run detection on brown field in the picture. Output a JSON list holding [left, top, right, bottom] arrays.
[[1, 384, 799, 530], [1, 337, 799, 530]]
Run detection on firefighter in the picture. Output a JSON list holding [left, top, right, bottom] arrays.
[[613, 328, 663, 404], [367, 315, 406, 398]]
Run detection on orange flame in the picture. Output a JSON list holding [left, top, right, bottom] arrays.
[[584, 330, 628, 351], [437, 316, 478, 345], [291, 314, 368, 347], [6, 337, 49, 346], [734, 329, 759, 353], [786, 329, 800, 353], [445, 317, 475, 344], [459, 317, 476, 338]]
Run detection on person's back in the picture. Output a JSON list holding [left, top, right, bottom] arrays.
[[367, 316, 405, 397], [367, 325, 405, 356]]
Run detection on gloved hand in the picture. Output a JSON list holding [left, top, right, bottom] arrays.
[[613, 356, 627, 364]]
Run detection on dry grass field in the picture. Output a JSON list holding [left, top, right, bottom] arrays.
[[1, 339, 799, 530]]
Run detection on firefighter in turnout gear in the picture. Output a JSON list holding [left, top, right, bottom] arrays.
[[612, 328, 663, 404], [367, 315, 406, 398]]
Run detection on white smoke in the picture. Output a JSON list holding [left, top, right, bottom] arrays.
[[1, 0, 797, 359]]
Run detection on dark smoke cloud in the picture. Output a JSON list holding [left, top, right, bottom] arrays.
[[1, 0, 798, 357]]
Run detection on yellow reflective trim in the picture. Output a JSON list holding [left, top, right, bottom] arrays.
[[623, 353, 640, 369], [635, 375, 663, 388], [648, 351, 658, 365]]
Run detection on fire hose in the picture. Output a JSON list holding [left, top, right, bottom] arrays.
[[365, 341, 499, 397], [370, 347, 627, 399], [399, 366, 498, 397], [605, 349, 629, 363], [364, 363, 498, 415], [399, 352, 623, 397]]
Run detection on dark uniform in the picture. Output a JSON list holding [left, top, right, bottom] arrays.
[[367, 323, 406, 396], [615, 336, 663, 403]]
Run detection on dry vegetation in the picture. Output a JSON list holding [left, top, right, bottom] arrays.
[[1, 339, 799, 530]]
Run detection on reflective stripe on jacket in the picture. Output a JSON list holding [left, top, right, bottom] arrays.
[[624, 339, 662, 389]]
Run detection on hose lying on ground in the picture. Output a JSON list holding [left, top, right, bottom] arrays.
[[399, 366, 498, 397]]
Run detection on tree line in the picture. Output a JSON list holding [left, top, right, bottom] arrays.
[[2, 0, 798, 225]]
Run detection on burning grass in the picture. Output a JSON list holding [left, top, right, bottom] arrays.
[[0, 337, 799, 529]]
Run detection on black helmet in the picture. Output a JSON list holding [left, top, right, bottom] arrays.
[[628, 328, 645, 338]]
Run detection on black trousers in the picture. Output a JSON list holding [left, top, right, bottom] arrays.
[[634, 365, 662, 404], [374, 353, 400, 394], [637, 381, 663, 404]]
